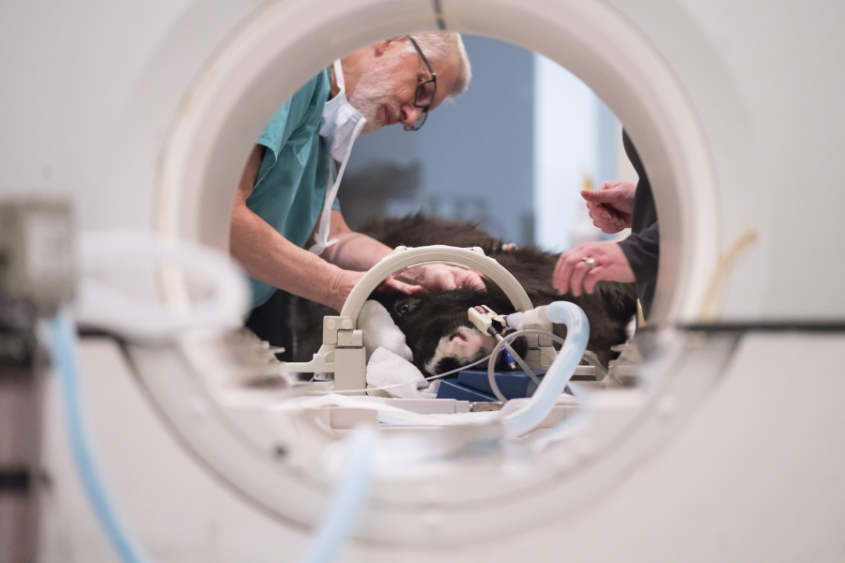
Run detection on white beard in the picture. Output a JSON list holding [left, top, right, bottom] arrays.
[[346, 59, 404, 133]]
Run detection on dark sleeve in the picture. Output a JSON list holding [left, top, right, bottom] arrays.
[[622, 130, 658, 230], [617, 224, 659, 318], [618, 223, 658, 286], [619, 130, 660, 318]]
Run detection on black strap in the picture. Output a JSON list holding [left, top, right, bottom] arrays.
[[679, 321, 845, 333], [0, 469, 31, 493], [432, 0, 447, 30]]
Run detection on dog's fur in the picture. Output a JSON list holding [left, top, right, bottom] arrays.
[[284, 214, 637, 374]]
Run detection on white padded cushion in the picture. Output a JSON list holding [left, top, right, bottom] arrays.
[[357, 300, 413, 363]]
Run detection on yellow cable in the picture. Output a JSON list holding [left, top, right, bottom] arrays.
[[698, 228, 758, 322]]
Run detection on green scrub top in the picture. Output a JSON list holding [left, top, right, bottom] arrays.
[[246, 68, 341, 309]]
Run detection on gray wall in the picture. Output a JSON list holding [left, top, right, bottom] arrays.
[[341, 35, 536, 245]]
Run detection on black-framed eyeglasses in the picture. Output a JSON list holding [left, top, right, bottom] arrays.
[[405, 36, 437, 131]]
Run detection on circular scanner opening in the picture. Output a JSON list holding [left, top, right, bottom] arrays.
[[147, 0, 723, 546]]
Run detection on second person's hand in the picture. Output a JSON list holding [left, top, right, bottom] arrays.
[[582, 180, 636, 233]]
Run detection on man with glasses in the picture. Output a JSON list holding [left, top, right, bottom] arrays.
[[230, 33, 481, 349]]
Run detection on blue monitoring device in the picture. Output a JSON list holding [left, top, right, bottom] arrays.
[[435, 369, 548, 402], [436, 379, 499, 402]]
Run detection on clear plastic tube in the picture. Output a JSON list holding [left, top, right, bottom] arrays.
[[501, 302, 589, 438], [300, 428, 376, 563], [49, 311, 151, 563], [51, 309, 377, 563], [486, 330, 566, 402], [494, 335, 541, 389]]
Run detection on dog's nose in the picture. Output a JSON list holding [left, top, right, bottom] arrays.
[[450, 330, 471, 343]]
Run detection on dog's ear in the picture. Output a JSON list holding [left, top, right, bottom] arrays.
[[369, 286, 405, 309], [370, 287, 430, 325], [391, 295, 424, 319], [369, 287, 428, 315]]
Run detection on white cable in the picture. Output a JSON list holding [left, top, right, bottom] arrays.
[[322, 352, 494, 395], [486, 330, 566, 402], [75, 230, 250, 343], [495, 334, 541, 385]]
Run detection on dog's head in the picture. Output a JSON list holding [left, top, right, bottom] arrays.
[[371, 284, 525, 375]]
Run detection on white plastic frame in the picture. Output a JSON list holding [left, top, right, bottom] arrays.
[[156, 0, 719, 325], [286, 245, 535, 377], [142, 0, 726, 546], [340, 245, 534, 321]]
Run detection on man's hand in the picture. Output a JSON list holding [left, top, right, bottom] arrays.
[[328, 270, 413, 313], [394, 264, 486, 292], [582, 180, 636, 233], [553, 241, 635, 296], [327, 264, 484, 312]]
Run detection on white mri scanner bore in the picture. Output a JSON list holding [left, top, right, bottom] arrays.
[[4, 0, 843, 560]]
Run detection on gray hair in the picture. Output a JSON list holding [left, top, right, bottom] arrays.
[[403, 32, 472, 98]]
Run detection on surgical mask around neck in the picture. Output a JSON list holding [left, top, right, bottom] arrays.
[[320, 59, 367, 162], [309, 60, 367, 256]]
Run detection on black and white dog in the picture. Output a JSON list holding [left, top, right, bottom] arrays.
[[284, 214, 637, 375]]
